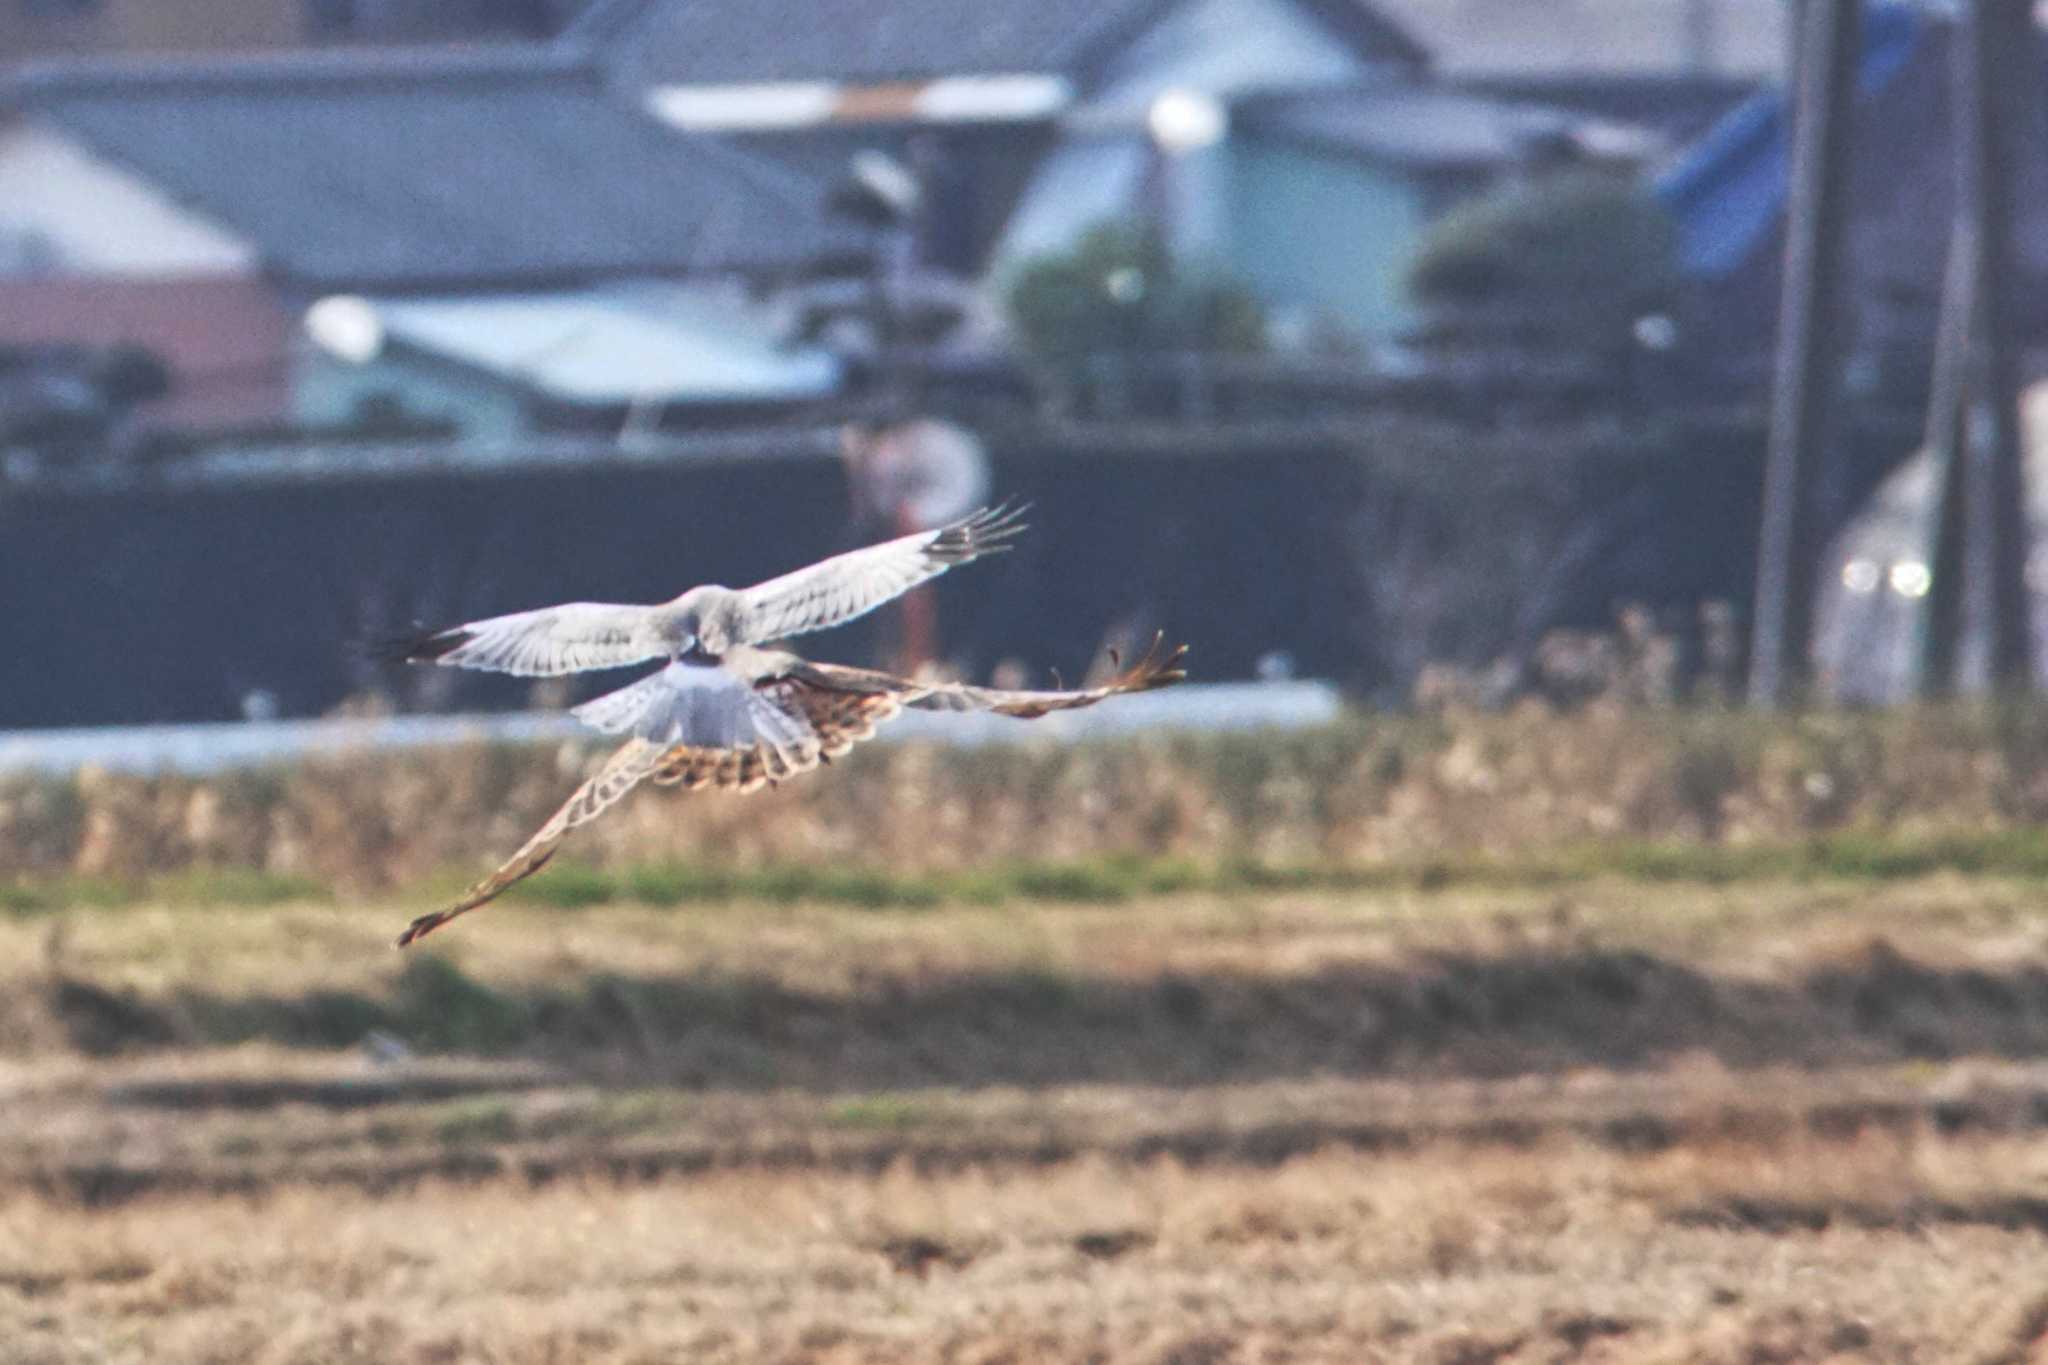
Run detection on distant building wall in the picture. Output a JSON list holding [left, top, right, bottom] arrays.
[[0, 274, 292, 425], [1224, 138, 1426, 340], [0, 0, 563, 59], [0, 0, 298, 60], [990, 0, 1382, 274]]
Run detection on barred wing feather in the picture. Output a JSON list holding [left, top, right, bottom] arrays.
[[905, 636, 1188, 717], [394, 737, 671, 946]]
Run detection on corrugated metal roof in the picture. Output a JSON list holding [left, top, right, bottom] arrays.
[[6, 49, 862, 290], [369, 283, 843, 403]]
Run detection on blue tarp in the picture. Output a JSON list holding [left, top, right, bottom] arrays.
[[1653, 4, 1926, 278]]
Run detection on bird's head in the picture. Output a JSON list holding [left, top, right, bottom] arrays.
[[667, 585, 728, 658]]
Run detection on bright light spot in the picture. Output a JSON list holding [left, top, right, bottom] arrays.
[[1889, 560, 1933, 598], [1632, 313, 1679, 352], [1840, 559, 1881, 593], [1147, 88, 1227, 154], [304, 295, 384, 365], [1104, 267, 1146, 304], [849, 148, 920, 220], [2028, 547, 2048, 593]]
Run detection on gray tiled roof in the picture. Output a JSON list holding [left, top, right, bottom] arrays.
[[6, 48, 861, 290], [568, 0, 1425, 87]]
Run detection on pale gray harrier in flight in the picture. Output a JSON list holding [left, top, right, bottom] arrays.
[[385, 506, 1186, 945]]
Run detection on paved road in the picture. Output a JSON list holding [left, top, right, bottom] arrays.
[[0, 682, 1343, 777]]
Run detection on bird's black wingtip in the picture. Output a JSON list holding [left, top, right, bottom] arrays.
[[928, 500, 1030, 562]]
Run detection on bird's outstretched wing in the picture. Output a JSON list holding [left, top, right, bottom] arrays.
[[382, 602, 666, 677], [394, 637, 1188, 944], [732, 503, 1026, 645], [790, 634, 1189, 717], [904, 635, 1188, 717], [395, 737, 671, 946], [397, 669, 902, 944]]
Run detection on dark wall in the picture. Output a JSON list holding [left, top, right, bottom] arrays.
[[0, 440, 1373, 729], [0, 413, 1918, 729]]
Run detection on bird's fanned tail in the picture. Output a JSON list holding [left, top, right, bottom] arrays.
[[648, 683, 906, 791]]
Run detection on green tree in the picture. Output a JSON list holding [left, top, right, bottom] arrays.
[[1005, 221, 1265, 365], [1403, 170, 1680, 351]]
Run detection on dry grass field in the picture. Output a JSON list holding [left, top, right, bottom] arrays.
[[10, 861, 2048, 1362], [15, 703, 2048, 1358]]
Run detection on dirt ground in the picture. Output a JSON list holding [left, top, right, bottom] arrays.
[[9, 874, 2048, 1362]]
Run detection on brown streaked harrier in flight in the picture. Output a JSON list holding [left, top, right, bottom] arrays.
[[384, 507, 1186, 946]]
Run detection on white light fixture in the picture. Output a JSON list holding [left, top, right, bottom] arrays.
[[1840, 558, 1881, 594], [1888, 560, 1933, 599], [304, 295, 384, 365], [1146, 88, 1227, 154], [1103, 266, 1146, 304]]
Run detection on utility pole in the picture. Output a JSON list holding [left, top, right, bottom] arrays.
[[1749, 0, 1861, 705], [1957, 0, 2034, 691], [1918, 1, 2034, 696], [1921, 223, 1973, 693]]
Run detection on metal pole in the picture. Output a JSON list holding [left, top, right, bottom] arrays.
[[1920, 219, 1974, 694], [1957, 0, 2034, 692], [1749, 0, 1862, 705]]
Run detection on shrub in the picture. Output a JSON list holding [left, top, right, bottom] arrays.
[[1005, 220, 1265, 366], [1403, 169, 1679, 351]]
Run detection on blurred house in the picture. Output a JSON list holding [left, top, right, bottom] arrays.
[[0, 46, 857, 454], [574, 0, 1705, 351], [297, 283, 842, 440], [569, 0, 1432, 323], [0, 0, 1789, 455], [1223, 84, 1660, 342]]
